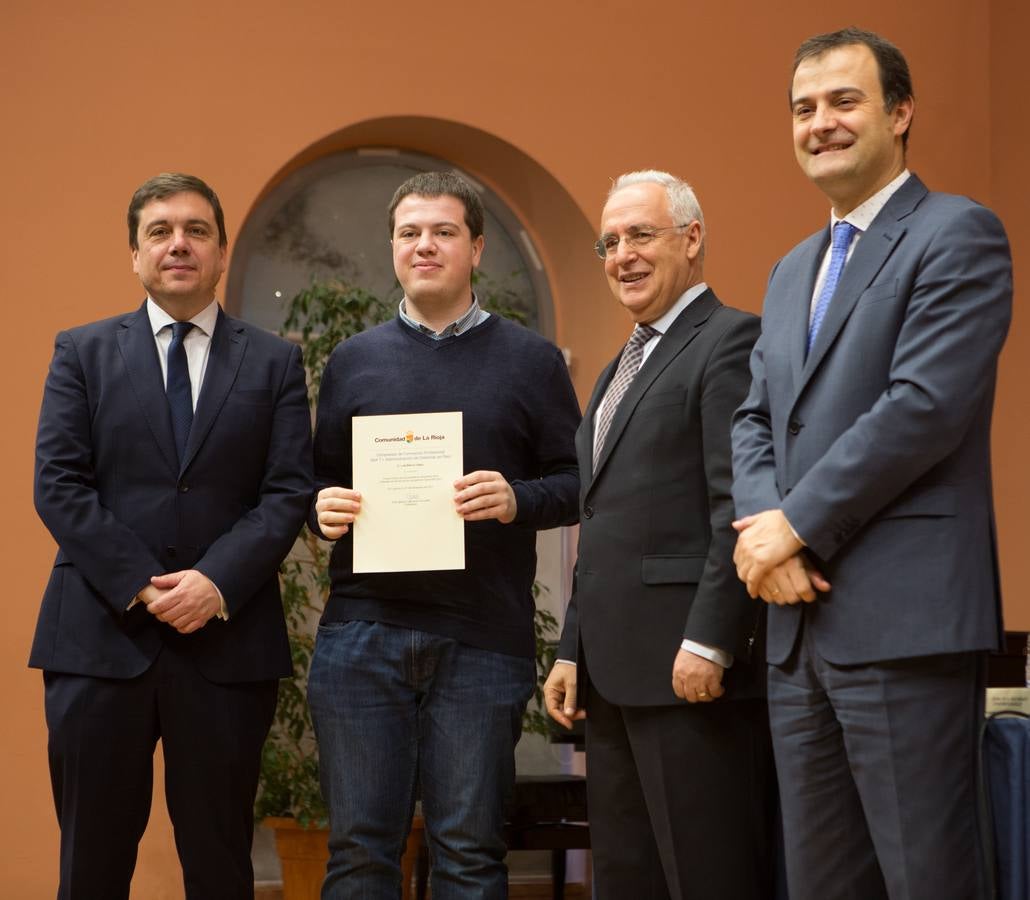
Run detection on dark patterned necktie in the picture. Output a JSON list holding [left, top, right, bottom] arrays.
[[593, 324, 659, 468], [166, 321, 194, 463], [808, 220, 859, 355]]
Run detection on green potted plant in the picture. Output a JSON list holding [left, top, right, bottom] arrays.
[[255, 279, 390, 900]]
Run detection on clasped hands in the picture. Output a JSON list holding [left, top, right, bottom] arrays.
[[543, 508, 832, 730], [315, 470, 518, 540], [139, 569, 222, 634], [731, 509, 830, 604]]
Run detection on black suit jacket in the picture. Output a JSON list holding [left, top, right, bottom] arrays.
[[30, 302, 313, 682], [557, 290, 764, 706]]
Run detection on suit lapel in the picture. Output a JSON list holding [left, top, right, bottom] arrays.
[[798, 176, 927, 395], [590, 290, 720, 484], [116, 303, 180, 477], [181, 309, 246, 473]]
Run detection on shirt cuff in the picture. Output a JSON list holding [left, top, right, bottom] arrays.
[[555, 658, 576, 667], [680, 639, 733, 669], [213, 583, 229, 621], [130, 583, 229, 621]]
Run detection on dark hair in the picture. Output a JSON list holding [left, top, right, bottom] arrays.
[[387, 171, 485, 239], [792, 27, 914, 147], [128, 173, 227, 249]]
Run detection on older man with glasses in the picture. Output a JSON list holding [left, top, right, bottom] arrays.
[[544, 170, 776, 900]]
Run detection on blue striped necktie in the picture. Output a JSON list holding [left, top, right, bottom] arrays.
[[808, 220, 858, 355], [166, 321, 194, 463]]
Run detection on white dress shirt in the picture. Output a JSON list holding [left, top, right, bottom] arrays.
[[146, 296, 219, 407], [591, 282, 709, 446], [810, 170, 911, 319]]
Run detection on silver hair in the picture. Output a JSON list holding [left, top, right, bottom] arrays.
[[609, 170, 706, 255]]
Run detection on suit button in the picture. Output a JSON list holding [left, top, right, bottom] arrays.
[[788, 420, 802, 435], [179, 484, 190, 493], [166, 546, 176, 556], [584, 506, 594, 519]]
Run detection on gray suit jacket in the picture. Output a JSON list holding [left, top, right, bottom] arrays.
[[732, 174, 1012, 666]]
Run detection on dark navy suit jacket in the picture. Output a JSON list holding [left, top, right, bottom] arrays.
[[30, 302, 313, 682]]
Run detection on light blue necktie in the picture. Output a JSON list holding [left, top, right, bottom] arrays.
[[166, 321, 194, 464], [807, 221, 858, 355]]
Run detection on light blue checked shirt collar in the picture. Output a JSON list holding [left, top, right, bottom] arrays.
[[398, 293, 489, 340]]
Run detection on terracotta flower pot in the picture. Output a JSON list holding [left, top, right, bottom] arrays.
[[264, 817, 329, 900], [265, 815, 425, 900]]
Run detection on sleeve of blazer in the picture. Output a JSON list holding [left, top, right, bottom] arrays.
[[731, 264, 787, 519], [34, 331, 166, 613], [556, 563, 579, 662], [308, 342, 349, 540], [685, 311, 763, 658], [783, 204, 1012, 561], [194, 342, 313, 614]]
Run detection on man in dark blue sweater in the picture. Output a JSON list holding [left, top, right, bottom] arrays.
[[307, 171, 581, 899]]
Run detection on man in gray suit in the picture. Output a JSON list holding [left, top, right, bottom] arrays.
[[731, 28, 1012, 900]]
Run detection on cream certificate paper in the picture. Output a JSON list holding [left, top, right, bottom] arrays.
[[351, 411, 465, 573]]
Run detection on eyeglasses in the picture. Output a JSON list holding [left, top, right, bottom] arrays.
[[594, 224, 690, 260]]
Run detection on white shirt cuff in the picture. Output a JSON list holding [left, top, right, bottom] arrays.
[[680, 639, 733, 668], [783, 512, 806, 547]]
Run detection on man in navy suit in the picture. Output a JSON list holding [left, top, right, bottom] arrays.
[[31, 173, 313, 899], [731, 29, 1012, 900]]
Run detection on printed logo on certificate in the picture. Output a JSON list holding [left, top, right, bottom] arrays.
[[351, 411, 465, 573]]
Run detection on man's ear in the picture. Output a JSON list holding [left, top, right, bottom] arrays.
[[684, 220, 704, 261], [892, 95, 914, 139]]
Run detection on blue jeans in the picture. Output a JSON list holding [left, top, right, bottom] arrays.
[[308, 620, 535, 899]]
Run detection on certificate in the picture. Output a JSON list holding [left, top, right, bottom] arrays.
[[351, 411, 464, 573]]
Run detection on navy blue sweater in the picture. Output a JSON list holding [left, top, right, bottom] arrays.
[[311, 314, 581, 657]]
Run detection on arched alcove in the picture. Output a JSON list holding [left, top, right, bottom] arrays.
[[225, 148, 553, 337], [224, 116, 615, 396]]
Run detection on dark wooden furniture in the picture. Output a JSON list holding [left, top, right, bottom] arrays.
[[988, 630, 1029, 687], [413, 773, 589, 900]]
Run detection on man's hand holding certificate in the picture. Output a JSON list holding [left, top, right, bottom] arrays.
[[452, 470, 518, 524], [314, 411, 520, 573], [314, 487, 362, 541]]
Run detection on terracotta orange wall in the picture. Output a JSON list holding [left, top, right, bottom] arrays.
[[4, 2, 1026, 894]]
